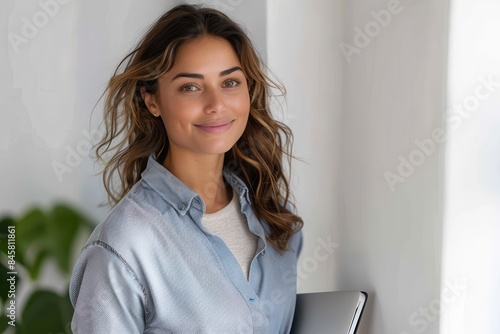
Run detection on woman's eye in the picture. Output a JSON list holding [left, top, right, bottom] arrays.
[[223, 80, 240, 88], [180, 84, 199, 92]]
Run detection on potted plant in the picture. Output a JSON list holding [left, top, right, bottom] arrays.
[[0, 204, 94, 333]]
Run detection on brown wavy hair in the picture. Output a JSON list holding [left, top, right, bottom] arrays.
[[95, 4, 303, 252]]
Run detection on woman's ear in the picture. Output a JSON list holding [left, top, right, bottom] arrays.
[[141, 87, 160, 117]]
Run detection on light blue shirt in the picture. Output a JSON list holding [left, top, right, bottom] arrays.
[[69, 154, 303, 333]]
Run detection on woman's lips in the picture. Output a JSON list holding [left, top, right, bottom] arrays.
[[195, 119, 234, 134]]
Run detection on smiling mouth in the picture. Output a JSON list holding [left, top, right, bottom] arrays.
[[194, 120, 235, 133]]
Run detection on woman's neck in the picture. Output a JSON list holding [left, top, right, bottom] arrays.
[[162, 149, 232, 214]]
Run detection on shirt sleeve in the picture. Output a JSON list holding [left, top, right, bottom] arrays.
[[69, 241, 146, 334], [296, 229, 304, 259]]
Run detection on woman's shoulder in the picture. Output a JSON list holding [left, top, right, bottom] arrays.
[[85, 180, 173, 251]]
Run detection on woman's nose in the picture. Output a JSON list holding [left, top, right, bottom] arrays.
[[203, 87, 226, 114]]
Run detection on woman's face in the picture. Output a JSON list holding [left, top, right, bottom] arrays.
[[144, 35, 250, 157]]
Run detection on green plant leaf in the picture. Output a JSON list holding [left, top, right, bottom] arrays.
[[47, 204, 93, 274], [0, 203, 94, 333], [15, 208, 48, 274], [4, 204, 94, 280], [26, 249, 49, 281], [0, 216, 15, 255], [0, 261, 9, 307], [0, 249, 21, 308], [60, 287, 74, 333], [19, 290, 73, 334], [0, 312, 10, 333], [0, 261, 7, 306]]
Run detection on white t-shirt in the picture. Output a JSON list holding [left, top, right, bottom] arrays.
[[202, 190, 258, 280]]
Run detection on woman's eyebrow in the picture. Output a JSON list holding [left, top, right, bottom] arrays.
[[171, 66, 243, 81], [219, 66, 243, 77]]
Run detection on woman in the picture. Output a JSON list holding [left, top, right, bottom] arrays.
[[70, 4, 303, 333]]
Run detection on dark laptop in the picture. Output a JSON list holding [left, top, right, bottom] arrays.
[[291, 290, 368, 334]]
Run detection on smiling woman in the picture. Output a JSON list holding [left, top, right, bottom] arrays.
[[142, 36, 251, 181], [69, 4, 303, 334]]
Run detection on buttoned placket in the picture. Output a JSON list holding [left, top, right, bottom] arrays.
[[184, 188, 270, 329]]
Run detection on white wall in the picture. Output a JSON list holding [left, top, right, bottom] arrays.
[[340, 1, 450, 333], [268, 0, 451, 333], [267, 0, 343, 294], [2, 0, 82, 216]]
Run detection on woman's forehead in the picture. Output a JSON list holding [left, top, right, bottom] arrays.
[[164, 36, 242, 78]]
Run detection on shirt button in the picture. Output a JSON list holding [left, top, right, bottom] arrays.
[[178, 203, 186, 211], [249, 297, 255, 302]]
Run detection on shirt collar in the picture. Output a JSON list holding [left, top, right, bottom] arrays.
[[222, 167, 252, 205], [141, 154, 252, 215]]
